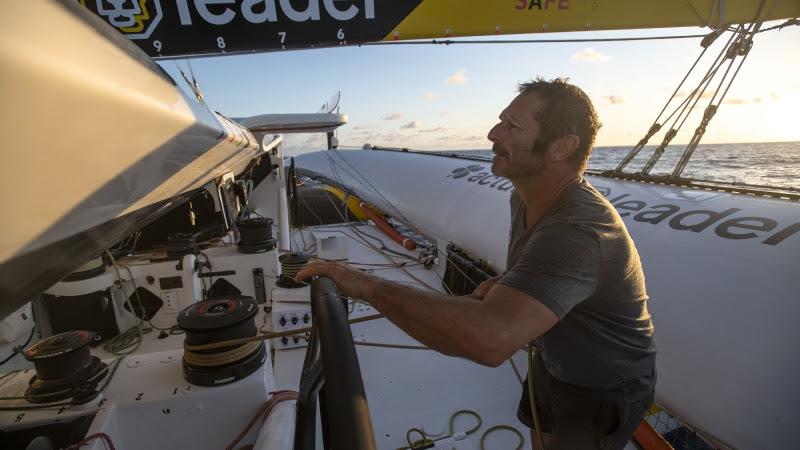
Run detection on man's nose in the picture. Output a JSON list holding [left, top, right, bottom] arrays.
[[487, 122, 503, 142]]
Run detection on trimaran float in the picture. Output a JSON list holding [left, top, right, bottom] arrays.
[[1, 2, 798, 450]]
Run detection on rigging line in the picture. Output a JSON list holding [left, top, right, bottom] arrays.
[[614, 30, 716, 172], [671, 27, 741, 131], [362, 34, 708, 47], [717, 10, 766, 104], [316, 164, 444, 292], [320, 152, 454, 292], [326, 151, 453, 246], [706, 6, 766, 108], [327, 197, 441, 292], [639, 26, 741, 175], [673, 4, 767, 177], [326, 151, 421, 235], [659, 26, 738, 131], [350, 227, 418, 261]]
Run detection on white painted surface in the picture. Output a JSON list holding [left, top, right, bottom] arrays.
[[0, 2, 261, 265]]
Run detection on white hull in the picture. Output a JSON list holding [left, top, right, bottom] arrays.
[[0, 2, 261, 314]]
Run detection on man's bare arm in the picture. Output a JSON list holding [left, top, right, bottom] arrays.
[[295, 262, 557, 367]]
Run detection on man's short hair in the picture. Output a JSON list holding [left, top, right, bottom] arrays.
[[518, 77, 601, 173]]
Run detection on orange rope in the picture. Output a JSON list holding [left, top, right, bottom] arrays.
[[633, 419, 675, 450], [226, 390, 299, 450], [357, 202, 416, 250]]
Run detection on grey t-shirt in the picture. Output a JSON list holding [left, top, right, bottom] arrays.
[[499, 178, 656, 395]]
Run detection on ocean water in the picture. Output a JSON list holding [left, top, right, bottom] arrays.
[[446, 141, 799, 190]]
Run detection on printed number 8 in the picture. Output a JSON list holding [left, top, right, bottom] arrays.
[[217, 37, 226, 49]]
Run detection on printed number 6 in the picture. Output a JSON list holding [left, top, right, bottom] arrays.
[[337, 28, 345, 40], [217, 37, 226, 49]]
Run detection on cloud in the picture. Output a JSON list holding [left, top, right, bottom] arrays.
[[769, 92, 780, 101], [419, 127, 449, 133], [723, 97, 763, 105], [435, 133, 487, 144], [572, 48, 610, 63], [445, 69, 469, 86], [439, 111, 449, 116], [401, 120, 422, 129], [383, 112, 404, 120], [602, 95, 624, 104], [423, 91, 440, 101]]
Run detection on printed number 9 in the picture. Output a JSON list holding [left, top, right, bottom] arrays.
[[337, 28, 345, 40], [217, 37, 226, 49], [153, 40, 162, 52]]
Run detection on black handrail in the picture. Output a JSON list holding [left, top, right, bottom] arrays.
[[294, 277, 376, 450]]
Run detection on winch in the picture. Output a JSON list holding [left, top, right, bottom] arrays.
[[177, 297, 266, 386]]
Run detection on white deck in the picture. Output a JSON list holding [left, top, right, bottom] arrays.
[[275, 223, 530, 450]]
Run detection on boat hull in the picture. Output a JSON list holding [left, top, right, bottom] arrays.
[[0, 2, 261, 316]]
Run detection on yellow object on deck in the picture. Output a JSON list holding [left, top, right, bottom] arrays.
[[322, 186, 369, 221]]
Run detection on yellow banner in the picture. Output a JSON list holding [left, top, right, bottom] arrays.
[[388, 0, 799, 41]]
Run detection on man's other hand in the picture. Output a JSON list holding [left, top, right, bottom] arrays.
[[294, 260, 379, 300], [472, 275, 501, 300]]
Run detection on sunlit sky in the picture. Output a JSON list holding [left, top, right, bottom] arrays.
[[160, 21, 799, 152]]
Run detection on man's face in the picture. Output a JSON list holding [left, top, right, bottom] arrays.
[[487, 92, 548, 180]]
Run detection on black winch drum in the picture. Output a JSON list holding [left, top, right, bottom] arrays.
[[166, 232, 197, 259], [177, 297, 266, 386], [236, 217, 276, 254], [276, 252, 311, 288], [23, 330, 107, 403]]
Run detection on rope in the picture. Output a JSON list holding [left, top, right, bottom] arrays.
[[66, 432, 116, 450], [401, 410, 483, 450], [323, 154, 497, 296], [354, 341, 431, 351], [225, 390, 298, 450], [185, 312, 385, 352], [672, 1, 767, 177], [614, 28, 719, 172], [480, 425, 524, 450], [363, 34, 708, 47], [620, 1, 786, 177], [528, 344, 546, 450], [183, 341, 262, 367], [639, 25, 741, 175]]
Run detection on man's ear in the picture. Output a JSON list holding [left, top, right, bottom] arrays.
[[549, 135, 580, 162]]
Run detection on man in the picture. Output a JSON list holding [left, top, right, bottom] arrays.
[[295, 78, 656, 450]]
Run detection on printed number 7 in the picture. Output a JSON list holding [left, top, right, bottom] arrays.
[[278, 32, 286, 44]]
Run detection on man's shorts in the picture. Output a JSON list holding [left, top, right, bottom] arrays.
[[517, 354, 655, 450]]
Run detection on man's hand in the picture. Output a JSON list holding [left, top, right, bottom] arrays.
[[294, 260, 380, 300], [472, 275, 501, 300]]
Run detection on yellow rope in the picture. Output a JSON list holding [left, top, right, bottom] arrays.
[[480, 425, 524, 450], [528, 344, 546, 450], [185, 312, 385, 352], [183, 341, 262, 367]]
